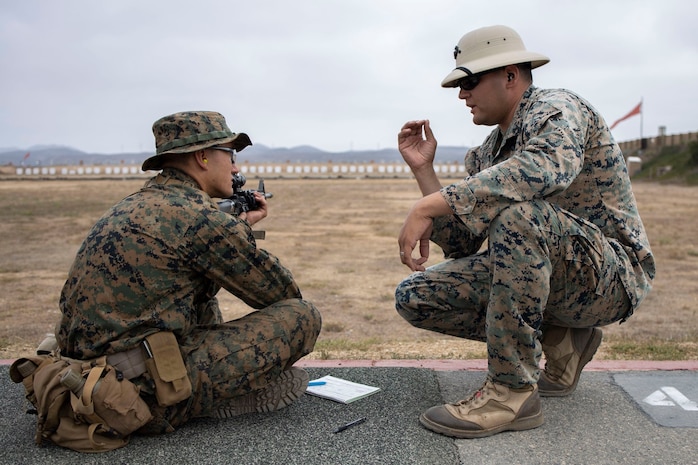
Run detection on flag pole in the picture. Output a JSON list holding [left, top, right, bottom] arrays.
[[640, 97, 643, 142], [639, 97, 644, 155]]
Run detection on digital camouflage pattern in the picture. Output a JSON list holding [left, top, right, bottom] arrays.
[[142, 111, 252, 171], [395, 86, 655, 388], [57, 167, 321, 424]]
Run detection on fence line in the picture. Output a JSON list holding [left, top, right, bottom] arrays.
[[7, 130, 697, 179], [618, 130, 698, 156], [10, 162, 467, 179]]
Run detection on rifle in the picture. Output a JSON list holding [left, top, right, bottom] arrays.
[[217, 173, 273, 240]]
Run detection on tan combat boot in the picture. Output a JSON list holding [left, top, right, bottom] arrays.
[[419, 380, 543, 438], [538, 326, 603, 397]]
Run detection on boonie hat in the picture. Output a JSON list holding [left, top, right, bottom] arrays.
[[142, 111, 252, 171], [441, 25, 550, 88]]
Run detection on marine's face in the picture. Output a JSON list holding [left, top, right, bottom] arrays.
[[204, 144, 239, 198], [457, 68, 510, 127]]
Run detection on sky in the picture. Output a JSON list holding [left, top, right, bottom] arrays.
[[1, 0, 696, 155]]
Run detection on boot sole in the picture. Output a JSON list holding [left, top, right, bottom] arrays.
[[255, 367, 309, 413], [419, 410, 544, 439], [539, 328, 603, 397], [214, 367, 309, 418]]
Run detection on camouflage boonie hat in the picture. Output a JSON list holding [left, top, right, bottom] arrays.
[[142, 111, 252, 171]]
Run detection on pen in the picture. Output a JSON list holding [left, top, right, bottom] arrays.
[[308, 381, 326, 386], [333, 417, 367, 434]]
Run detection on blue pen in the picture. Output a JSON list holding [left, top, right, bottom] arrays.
[[308, 381, 327, 386]]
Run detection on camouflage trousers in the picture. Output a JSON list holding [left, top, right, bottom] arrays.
[[161, 298, 321, 426], [395, 200, 632, 388]]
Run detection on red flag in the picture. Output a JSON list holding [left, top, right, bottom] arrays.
[[23, 152, 30, 160], [610, 102, 642, 130]]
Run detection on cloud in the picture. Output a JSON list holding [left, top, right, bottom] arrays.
[[0, 0, 696, 154]]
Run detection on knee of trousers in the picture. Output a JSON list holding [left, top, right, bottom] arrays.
[[296, 299, 323, 339], [269, 298, 323, 345], [275, 299, 322, 360], [394, 274, 423, 324]]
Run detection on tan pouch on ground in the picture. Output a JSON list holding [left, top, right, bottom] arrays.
[[10, 355, 152, 453]]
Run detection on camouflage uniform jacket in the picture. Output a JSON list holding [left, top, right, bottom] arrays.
[[57, 168, 301, 359], [433, 85, 655, 309]]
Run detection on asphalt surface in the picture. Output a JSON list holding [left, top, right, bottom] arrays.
[[1, 362, 696, 465]]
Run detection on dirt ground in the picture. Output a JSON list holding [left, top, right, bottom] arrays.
[[0, 176, 696, 360]]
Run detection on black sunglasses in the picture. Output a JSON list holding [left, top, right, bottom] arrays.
[[455, 67, 504, 91], [209, 146, 236, 164]]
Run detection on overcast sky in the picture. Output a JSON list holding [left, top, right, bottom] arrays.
[[1, 0, 696, 155]]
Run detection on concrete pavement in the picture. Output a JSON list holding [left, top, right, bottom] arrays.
[[1, 360, 696, 465]]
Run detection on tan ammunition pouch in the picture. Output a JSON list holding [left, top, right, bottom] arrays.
[[10, 354, 153, 453], [143, 331, 192, 407]]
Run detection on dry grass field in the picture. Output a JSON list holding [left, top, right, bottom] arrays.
[[0, 176, 696, 361]]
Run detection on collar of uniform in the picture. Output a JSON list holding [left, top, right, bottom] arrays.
[[502, 85, 537, 144], [148, 168, 202, 191]]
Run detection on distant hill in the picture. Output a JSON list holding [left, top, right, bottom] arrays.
[[632, 141, 698, 185], [0, 143, 469, 166]]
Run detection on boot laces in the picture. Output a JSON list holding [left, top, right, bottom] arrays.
[[453, 380, 502, 408]]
